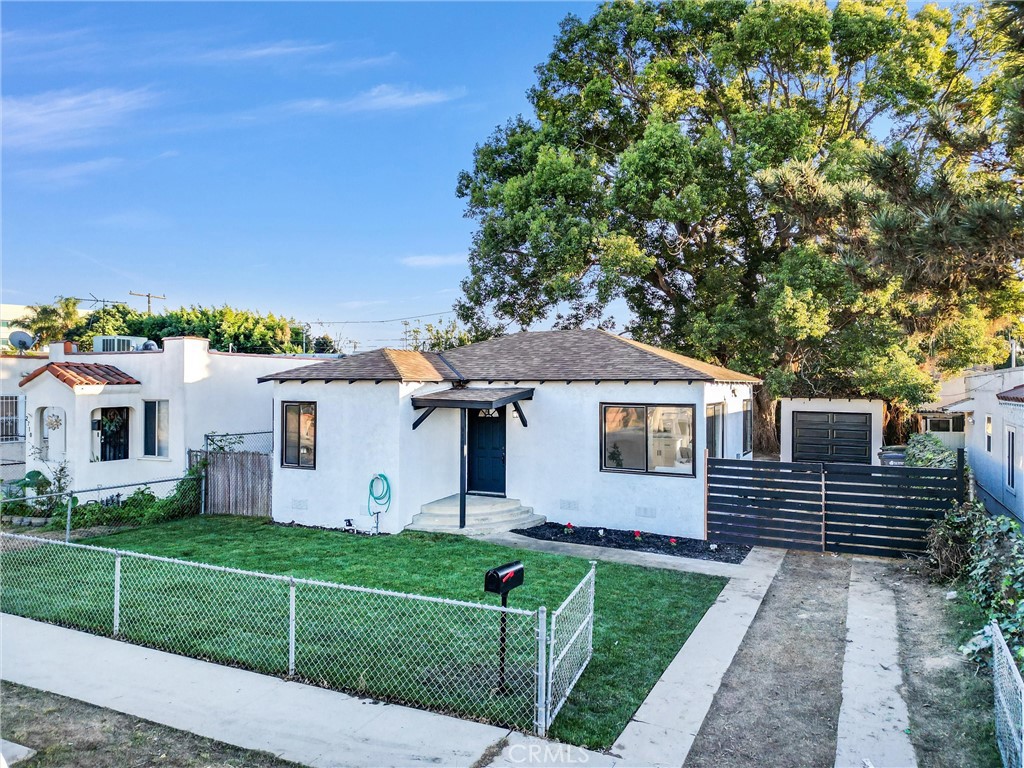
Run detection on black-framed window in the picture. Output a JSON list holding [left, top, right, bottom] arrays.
[[143, 400, 169, 457], [742, 399, 753, 455], [986, 415, 993, 452], [1008, 428, 1017, 491], [601, 403, 696, 477], [282, 402, 316, 469], [706, 402, 725, 459]]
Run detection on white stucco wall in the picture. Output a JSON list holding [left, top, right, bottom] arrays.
[[22, 338, 321, 490], [271, 381, 406, 533], [779, 397, 885, 465], [270, 378, 754, 539], [961, 368, 1024, 520]]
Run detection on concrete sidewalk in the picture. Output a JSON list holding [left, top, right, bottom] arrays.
[[0, 614, 615, 768]]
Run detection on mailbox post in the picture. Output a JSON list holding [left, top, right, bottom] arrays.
[[484, 561, 524, 693]]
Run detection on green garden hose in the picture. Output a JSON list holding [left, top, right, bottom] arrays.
[[367, 474, 391, 534]]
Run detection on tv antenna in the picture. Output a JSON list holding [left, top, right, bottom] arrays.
[[68, 293, 122, 309], [129, 291, 166, 314]]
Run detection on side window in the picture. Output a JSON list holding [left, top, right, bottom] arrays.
[[742, 399, 753, 455], [282, 402, 316, 468], [986, 415, 993, 452], [143, 400, 169, 457]]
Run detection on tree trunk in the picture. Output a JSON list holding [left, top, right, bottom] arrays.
[[883, 402, 912, 446], [753, 385, 780, 456]]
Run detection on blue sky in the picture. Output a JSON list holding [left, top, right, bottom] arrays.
[[1, 2, 596, 349]]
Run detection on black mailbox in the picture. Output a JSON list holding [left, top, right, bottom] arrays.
[[484, 561, 524, 595]]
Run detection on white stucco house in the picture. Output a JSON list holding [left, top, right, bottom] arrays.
[[259, 329, 758, 538], [943, 367, 1024, 521], [19, 337, 321, 489]]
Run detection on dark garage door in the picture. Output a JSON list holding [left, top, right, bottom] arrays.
[[792, 411, 872, 464]]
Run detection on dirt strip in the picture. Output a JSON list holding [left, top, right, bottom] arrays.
[[684, 550, 851, 768]]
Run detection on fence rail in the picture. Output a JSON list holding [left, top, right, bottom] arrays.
[[706, 454, 963, 558], [0, 531, 595, 734], [993, 621, 1024, 768]]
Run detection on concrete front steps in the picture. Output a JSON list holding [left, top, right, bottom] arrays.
[[406, 493, 546, 535]]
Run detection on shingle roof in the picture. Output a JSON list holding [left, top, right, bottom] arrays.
[[261, 329, 759, 384], [19, 362, 141, 388], [258, 348, 460, 383], [440, 330, 760, 383]]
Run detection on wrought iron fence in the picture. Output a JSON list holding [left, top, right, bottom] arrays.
[[0, 395, 24, 443], [0, 476, 202, 540], [0, 532, 595, 734], [547, 561, 597, 725], [993, 621, 1024, 768]]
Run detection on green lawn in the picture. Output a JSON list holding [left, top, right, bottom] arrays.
[[1, 517, 724, 748]]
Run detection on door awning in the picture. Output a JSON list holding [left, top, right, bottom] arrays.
[[411, 387, 534, 411], [410, 387, 534, 430]]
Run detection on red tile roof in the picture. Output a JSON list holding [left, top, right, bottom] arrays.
[[19, 362, 141, 388]]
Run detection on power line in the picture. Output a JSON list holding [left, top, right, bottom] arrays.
[[311, 310, 455, 325]]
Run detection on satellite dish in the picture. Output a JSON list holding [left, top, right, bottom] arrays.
[[8, 331, 35, 352]]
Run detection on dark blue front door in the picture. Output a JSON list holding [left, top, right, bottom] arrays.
[[468, 407, 506, 495]]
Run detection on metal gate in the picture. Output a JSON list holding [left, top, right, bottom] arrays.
[[706, 454, 964, 559]]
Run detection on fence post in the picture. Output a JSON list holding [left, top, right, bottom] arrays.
[[587, 561, 597, 656], [288, 578, 296, 676], [956, 448, 966, 503], [200, 471, 207, 516], [65, 495, 73, 543], [535, 606, 547, 737], [113, 553, 122, 638], [819, 463, 826, 554]]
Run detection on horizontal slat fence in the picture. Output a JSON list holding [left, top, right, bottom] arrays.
[[706, 458, 824, 553], [822, 462, 961, 558], [706, 453, 963, 558]]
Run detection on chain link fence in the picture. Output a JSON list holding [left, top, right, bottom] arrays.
[[993, 621, 1024, 768], [204, 430, 273, 454], [0, 532, 595, 734], [1, 476, 202, 540], [547, 561, 597, 725], [0, 459, 27, 485]]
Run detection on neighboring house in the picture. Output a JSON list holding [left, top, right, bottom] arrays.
[[19, 337, 322, 489], [913, 374, 974, 450], [259, 329, 758, 538], [0, 352, 49, 479], [779, 397, 885, 465], [0, 304, 32, 351], [946, 367, 1024, 521]]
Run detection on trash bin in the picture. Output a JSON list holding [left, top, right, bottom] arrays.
[[878, 446, 907, 466]]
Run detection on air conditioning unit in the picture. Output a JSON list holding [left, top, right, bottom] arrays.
[[92, 335, 150, 352]]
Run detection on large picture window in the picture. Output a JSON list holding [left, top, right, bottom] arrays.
[[282, 402, 316, 469], [601, 403, 695, 476], [143, 400, 169, 457]]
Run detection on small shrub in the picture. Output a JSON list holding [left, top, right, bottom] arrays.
[[927, 501, 985, 580], [905, 433, 957, 469]]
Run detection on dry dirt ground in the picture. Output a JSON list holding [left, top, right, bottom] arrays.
[[683, 550, 999, 768], [685, 551, 851, 768], [0, 681, 299, 768], [882, 561, 1000, 768]]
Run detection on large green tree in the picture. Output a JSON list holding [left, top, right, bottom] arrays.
[[68, 304, 300, 354], [15, 297, 82, 345], [456, 0, 1023, 449]]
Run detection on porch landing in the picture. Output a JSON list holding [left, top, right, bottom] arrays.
[[406, 494, 546, 536]]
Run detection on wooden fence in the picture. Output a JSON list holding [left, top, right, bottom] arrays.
[[706, 453, 964, 559], [189, 449, 272, 517]]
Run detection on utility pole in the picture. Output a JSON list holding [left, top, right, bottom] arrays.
[[129, 291, 166, 314]]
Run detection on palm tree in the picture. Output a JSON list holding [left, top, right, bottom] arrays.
[[15, 297, 82, 344]]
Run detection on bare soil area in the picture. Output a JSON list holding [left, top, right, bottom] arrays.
[[882, 561, 1000, 768], [0, 681, 299, 768], [684, 551, 851, 768]]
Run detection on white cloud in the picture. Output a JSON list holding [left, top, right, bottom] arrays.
[[16, 157, 123, 187], [196, 40, 334, 62], [400, 254, 466, 268], [90, 209, 170, 231], [3, 87, 156, 151], [286, 84, 462, 115], [314, 53, 400, 74]]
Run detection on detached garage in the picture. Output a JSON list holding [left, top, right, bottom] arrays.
[[779, 398, 885, 466]]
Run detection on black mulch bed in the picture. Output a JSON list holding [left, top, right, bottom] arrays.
[[510, 522, 751, 565]]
